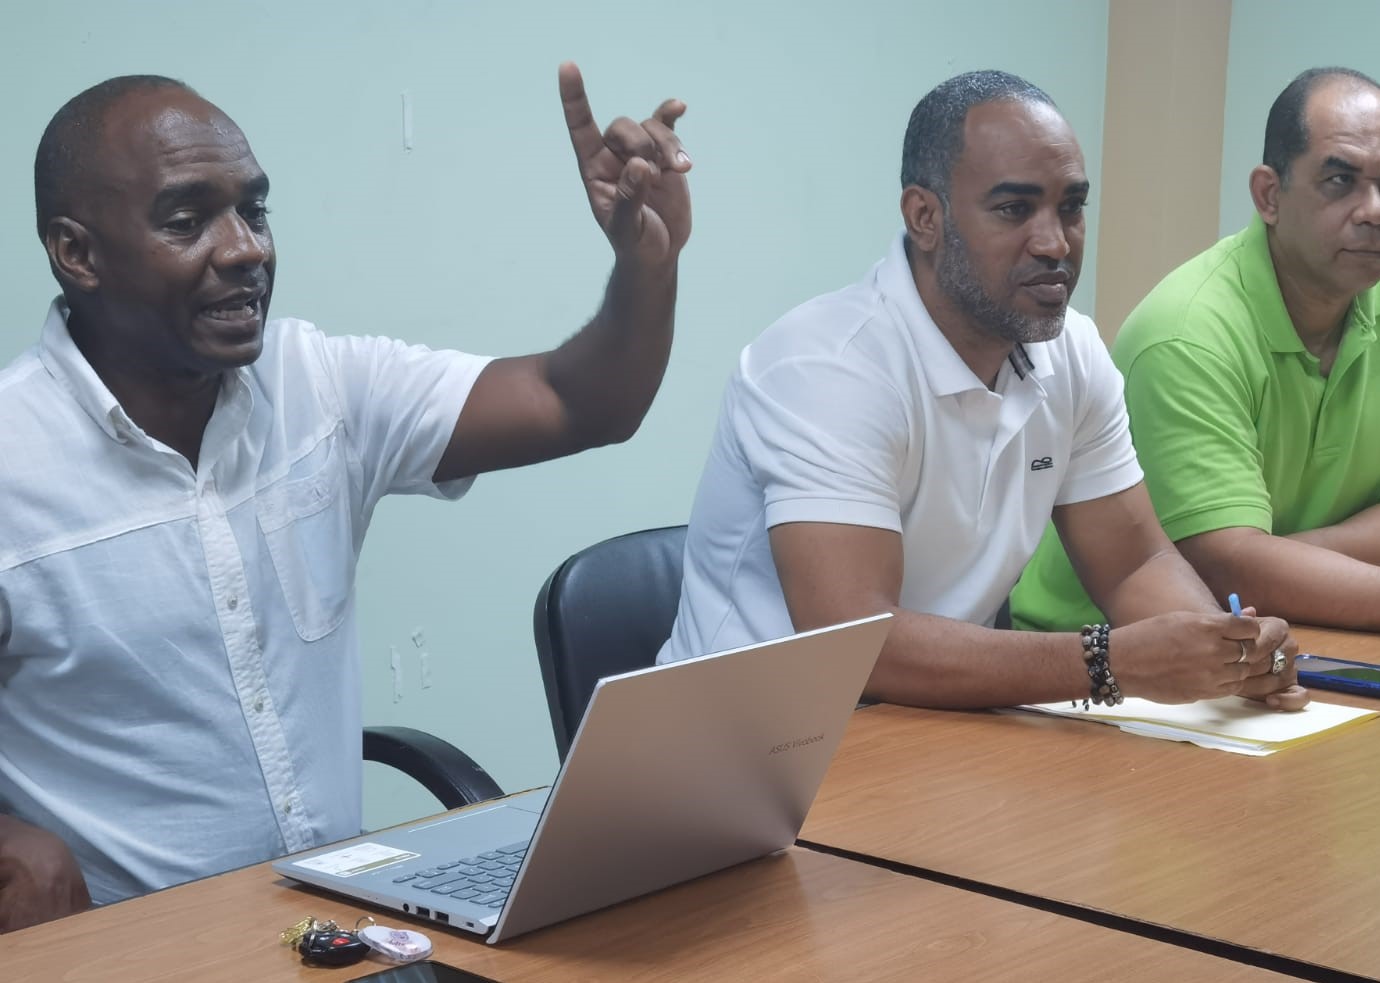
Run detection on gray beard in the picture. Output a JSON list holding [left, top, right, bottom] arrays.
[[936, 219, 1066, 344]]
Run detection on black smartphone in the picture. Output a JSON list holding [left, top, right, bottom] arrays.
[[1296, 653, 1380, 698], [347, 961, 503, 983]]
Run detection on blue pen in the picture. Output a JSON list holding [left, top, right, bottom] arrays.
[[1227, 592, 1250, 663]]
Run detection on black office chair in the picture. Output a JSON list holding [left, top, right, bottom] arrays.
[[363, 726, 503, 809], [532, 525, 687, 761]]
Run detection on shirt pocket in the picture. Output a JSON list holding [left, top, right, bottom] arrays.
[[255, 438, 356, 641]]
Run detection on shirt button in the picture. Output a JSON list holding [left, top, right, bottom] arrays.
[[228, 596, 239, 611], [283, 802, 294, 815], [253, 698, 264, 713]]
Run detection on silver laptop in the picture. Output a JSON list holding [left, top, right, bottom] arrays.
[[272, 613, 891, 943]]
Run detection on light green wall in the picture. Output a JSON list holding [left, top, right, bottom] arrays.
[[1221, 1, 1380, 236], [0, 1, 1109, 829]]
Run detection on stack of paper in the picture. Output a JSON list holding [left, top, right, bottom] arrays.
[[1013, 696, 1377, 755]]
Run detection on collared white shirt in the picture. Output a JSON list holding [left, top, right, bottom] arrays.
[[0, 300, 490, 905], [659, 231, 1141, 665]]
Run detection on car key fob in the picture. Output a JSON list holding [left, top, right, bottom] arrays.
[[299, 926, 371, 966]]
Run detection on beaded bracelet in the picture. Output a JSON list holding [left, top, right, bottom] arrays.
[[1078, 623, 1123, 709]]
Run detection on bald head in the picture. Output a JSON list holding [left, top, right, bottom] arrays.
[[1263, 67, 1380, 185], [34, 75, 199, 241]]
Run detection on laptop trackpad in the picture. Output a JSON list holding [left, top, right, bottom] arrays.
[[397, 796, 543, 855]]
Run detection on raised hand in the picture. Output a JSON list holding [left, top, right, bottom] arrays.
[[558, 62, 691, 266]]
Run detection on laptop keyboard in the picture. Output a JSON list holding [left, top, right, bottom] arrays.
[[391, 841, 529, 909]]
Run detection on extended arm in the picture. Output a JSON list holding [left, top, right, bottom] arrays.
[[769, 483, 1306, 710], [1178, 521, 1380, 631], [435, 62, 691, 481], [1290, 500, 1380, 564], [770, 521, 1091, 709]]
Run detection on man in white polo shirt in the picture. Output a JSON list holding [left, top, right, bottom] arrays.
[[659, 70, 1307, 714], [0, 67, 690, 931]]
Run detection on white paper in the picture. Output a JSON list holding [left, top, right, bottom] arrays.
[[1013, 696, 1376, 756]]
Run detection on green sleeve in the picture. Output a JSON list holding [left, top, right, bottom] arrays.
[[1122, 339, 1273, 541]]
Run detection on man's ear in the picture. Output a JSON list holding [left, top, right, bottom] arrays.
[[1249, 165, 1282, 226], [901, 185, 944, 253], [44, 217, 100, 293]]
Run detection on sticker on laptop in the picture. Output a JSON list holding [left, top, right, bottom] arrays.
[[292, 842, 420, 877]]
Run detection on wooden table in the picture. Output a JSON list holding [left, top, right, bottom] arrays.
[[5, 847, 1294, 982], [1292, 624, 1380, 664], [800, 627, 1380, 981]]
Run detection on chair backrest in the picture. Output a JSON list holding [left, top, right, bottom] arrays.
[[533, 525, 687, 761]]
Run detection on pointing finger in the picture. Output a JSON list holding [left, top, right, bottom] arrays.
[[558, 61, 605, 164]]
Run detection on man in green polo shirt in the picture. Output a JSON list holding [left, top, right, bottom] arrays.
[[1013, 66, 1380, 634]]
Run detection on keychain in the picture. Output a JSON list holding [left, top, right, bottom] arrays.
[[280, 915, 431, 967], [358, 924, 433, 964], [279, 916, 370, 967]]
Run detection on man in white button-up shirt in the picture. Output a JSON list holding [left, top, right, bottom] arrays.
[[0, 66, 691, 931], [659, 71, 1308, 715]]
